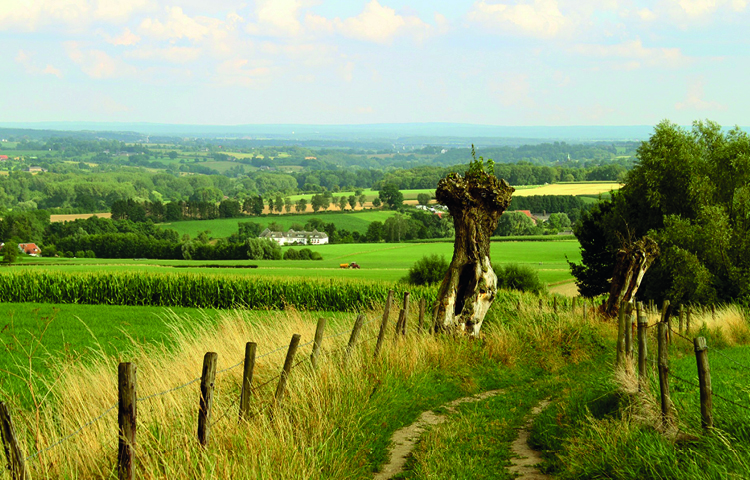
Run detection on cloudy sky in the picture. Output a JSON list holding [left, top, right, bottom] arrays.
[[1, 0, 748, 127]]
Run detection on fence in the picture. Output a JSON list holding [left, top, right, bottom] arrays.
[[613, 299, 750, 433], [0, 291, 430, 480]]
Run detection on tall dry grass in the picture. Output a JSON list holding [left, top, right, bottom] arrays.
[[7, 296, 608, 479]]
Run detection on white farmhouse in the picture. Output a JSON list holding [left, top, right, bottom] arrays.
[[259, 228, 329, 246]]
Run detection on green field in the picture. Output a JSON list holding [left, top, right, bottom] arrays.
[[161, 210, 400, 238], [16, 240, 581, 284]]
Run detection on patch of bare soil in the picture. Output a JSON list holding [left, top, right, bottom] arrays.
[[374, 390, 504, 480], [508, 399, 551, 480], [549, 281, 579, 297]]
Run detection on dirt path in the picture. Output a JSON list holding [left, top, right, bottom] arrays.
[[374, 389, 504, 480], [508, 399, 552, 480]]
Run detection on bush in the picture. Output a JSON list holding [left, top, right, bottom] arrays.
[[495, 263, 546, 294], [283, 248, 300, 260], [407, 254, 449, 286]]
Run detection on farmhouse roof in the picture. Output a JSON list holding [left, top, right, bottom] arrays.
[[18, 243, 41, 255], [259, 228, 328, 239]]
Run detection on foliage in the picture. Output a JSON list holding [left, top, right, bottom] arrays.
[[0, 243, 19, 264], [570, 120, 750, 304], [406, 254, 450, 286], [378, 183, 404, 209], [494, 263, 547, 294]]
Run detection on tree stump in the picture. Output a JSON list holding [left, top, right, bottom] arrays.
[[433, 160, 514, 336]]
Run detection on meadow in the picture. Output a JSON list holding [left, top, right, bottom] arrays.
[[14, 240, 582, 285]]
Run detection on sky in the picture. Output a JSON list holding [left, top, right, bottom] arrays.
[[1, 0, 748, 127]]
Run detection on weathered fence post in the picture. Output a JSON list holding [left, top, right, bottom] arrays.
[[553, 296, 558, 314], [345, 314, 365, 361], [661, 300, 671, 347], [637, 302, 648, 391], [625, 303, 634, 362], [539, 298, 543, 313], [394, 309, 406, 341], [572, 296, 577, 313], [373, 290, 394, 358], [658, 322, 671, 427], [197, 352, 218, 447], [694, 337, 713, 431], [583, 298, 587, 320], [117, 362, 136, 480], [401, 292, 410, 336], [239, 342, 257, 421], [711, 304, 716, 321], [417, 298, 426, 331], [616, 301, 626, 366], [274, 334, 301, 408], [686, 305, 692, 334], [678, 307, 684, 334], [0, 402, 30, 480], [310, 317, 327, 369]]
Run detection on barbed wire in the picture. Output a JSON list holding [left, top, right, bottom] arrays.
[[707, 347, 750, 374], [17, 311, 393, 465], [26, 403, 117, 462]]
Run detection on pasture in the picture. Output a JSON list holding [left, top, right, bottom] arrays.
[[16, 240, 581, 284], [161, 210, 400, 237]]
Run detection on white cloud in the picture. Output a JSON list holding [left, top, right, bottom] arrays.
[[105, 27, 141, 46], [677, 0, 719, 16], [339, 61, 355, 82], [125, 46, 201, 63], [15, 49, 63, 77], [467, 0, 570, 39], [675, 79, 726, 111], [139, 6, 210, 42], [0, 0, 151, 31], [572, 38, 689, 69], [331, 0, 431, 44], [66, 41, 135, 78], [637, 8, 658, 21], [246, 0, 306, 37]]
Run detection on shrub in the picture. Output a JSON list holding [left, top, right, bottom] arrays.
[[494, 263, 546, 294], [407, 254, 449, 286], [283, 248, 300, 260]]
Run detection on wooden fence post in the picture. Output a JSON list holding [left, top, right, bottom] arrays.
[[658, 322, 671, 427], [583, 298, 586, 320], [401, 292, 410, 336], [661, 300, 671, 347], [553, 296, 558, 314], [616, 301, 626, 366], [394, 310, 405, 341], [417, 298, 426, 332], [694, 337, 713, 431], [373, 290, 394, 358], [637, 302, 648, 391], [686, 305, 692, 335], [678, 307, 684, 334], [239, 342, 257, 421], [310, 317, 327, 369], [117, 362, 136, 480], [572, 296, 577, 313], [0, 402, 30, 480], [345, 314, 365, 361], [274, 334, 301, 408], [539, 298, 543, 313], [197, 352, 218, 447], [625, 303, 634, 362], [711, 304, 716, 321]]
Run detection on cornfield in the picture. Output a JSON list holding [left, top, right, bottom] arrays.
[[0, 270, 436, 311]]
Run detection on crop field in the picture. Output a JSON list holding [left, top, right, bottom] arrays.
[[161, 210, 400, 238], [513, 182, 620, 196], [14, 239, 581, 285]]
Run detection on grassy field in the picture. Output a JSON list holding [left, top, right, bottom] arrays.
[[16, 240, 581, 284], [161, 210, 400, 238]]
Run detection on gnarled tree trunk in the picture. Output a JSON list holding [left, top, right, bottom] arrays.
[[604, 236, 659, 317], [433, 170, 514, 336]]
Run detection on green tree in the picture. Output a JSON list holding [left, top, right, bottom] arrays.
[[379, 183, 403, 210], [295, 198, 307, 213], [407, 254, 449, 285], [0, 244, 18, 264], [417, 193, 431, 205]]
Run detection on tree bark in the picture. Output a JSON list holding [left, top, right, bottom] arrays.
[[433, 169, 514, 336], [604, 236, 659, 318]]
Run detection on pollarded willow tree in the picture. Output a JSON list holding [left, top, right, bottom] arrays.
[[433, 150, 514, 336]]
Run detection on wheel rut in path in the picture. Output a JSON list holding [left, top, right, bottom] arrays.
[[508, 399, 551, 480], [374, 389, 504, 480]]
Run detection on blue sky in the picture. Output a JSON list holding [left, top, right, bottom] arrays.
[[1, 0, 748, 126]]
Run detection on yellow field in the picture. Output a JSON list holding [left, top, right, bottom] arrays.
[[513, 182, 620, 196], [49, 213, 112, 222]]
